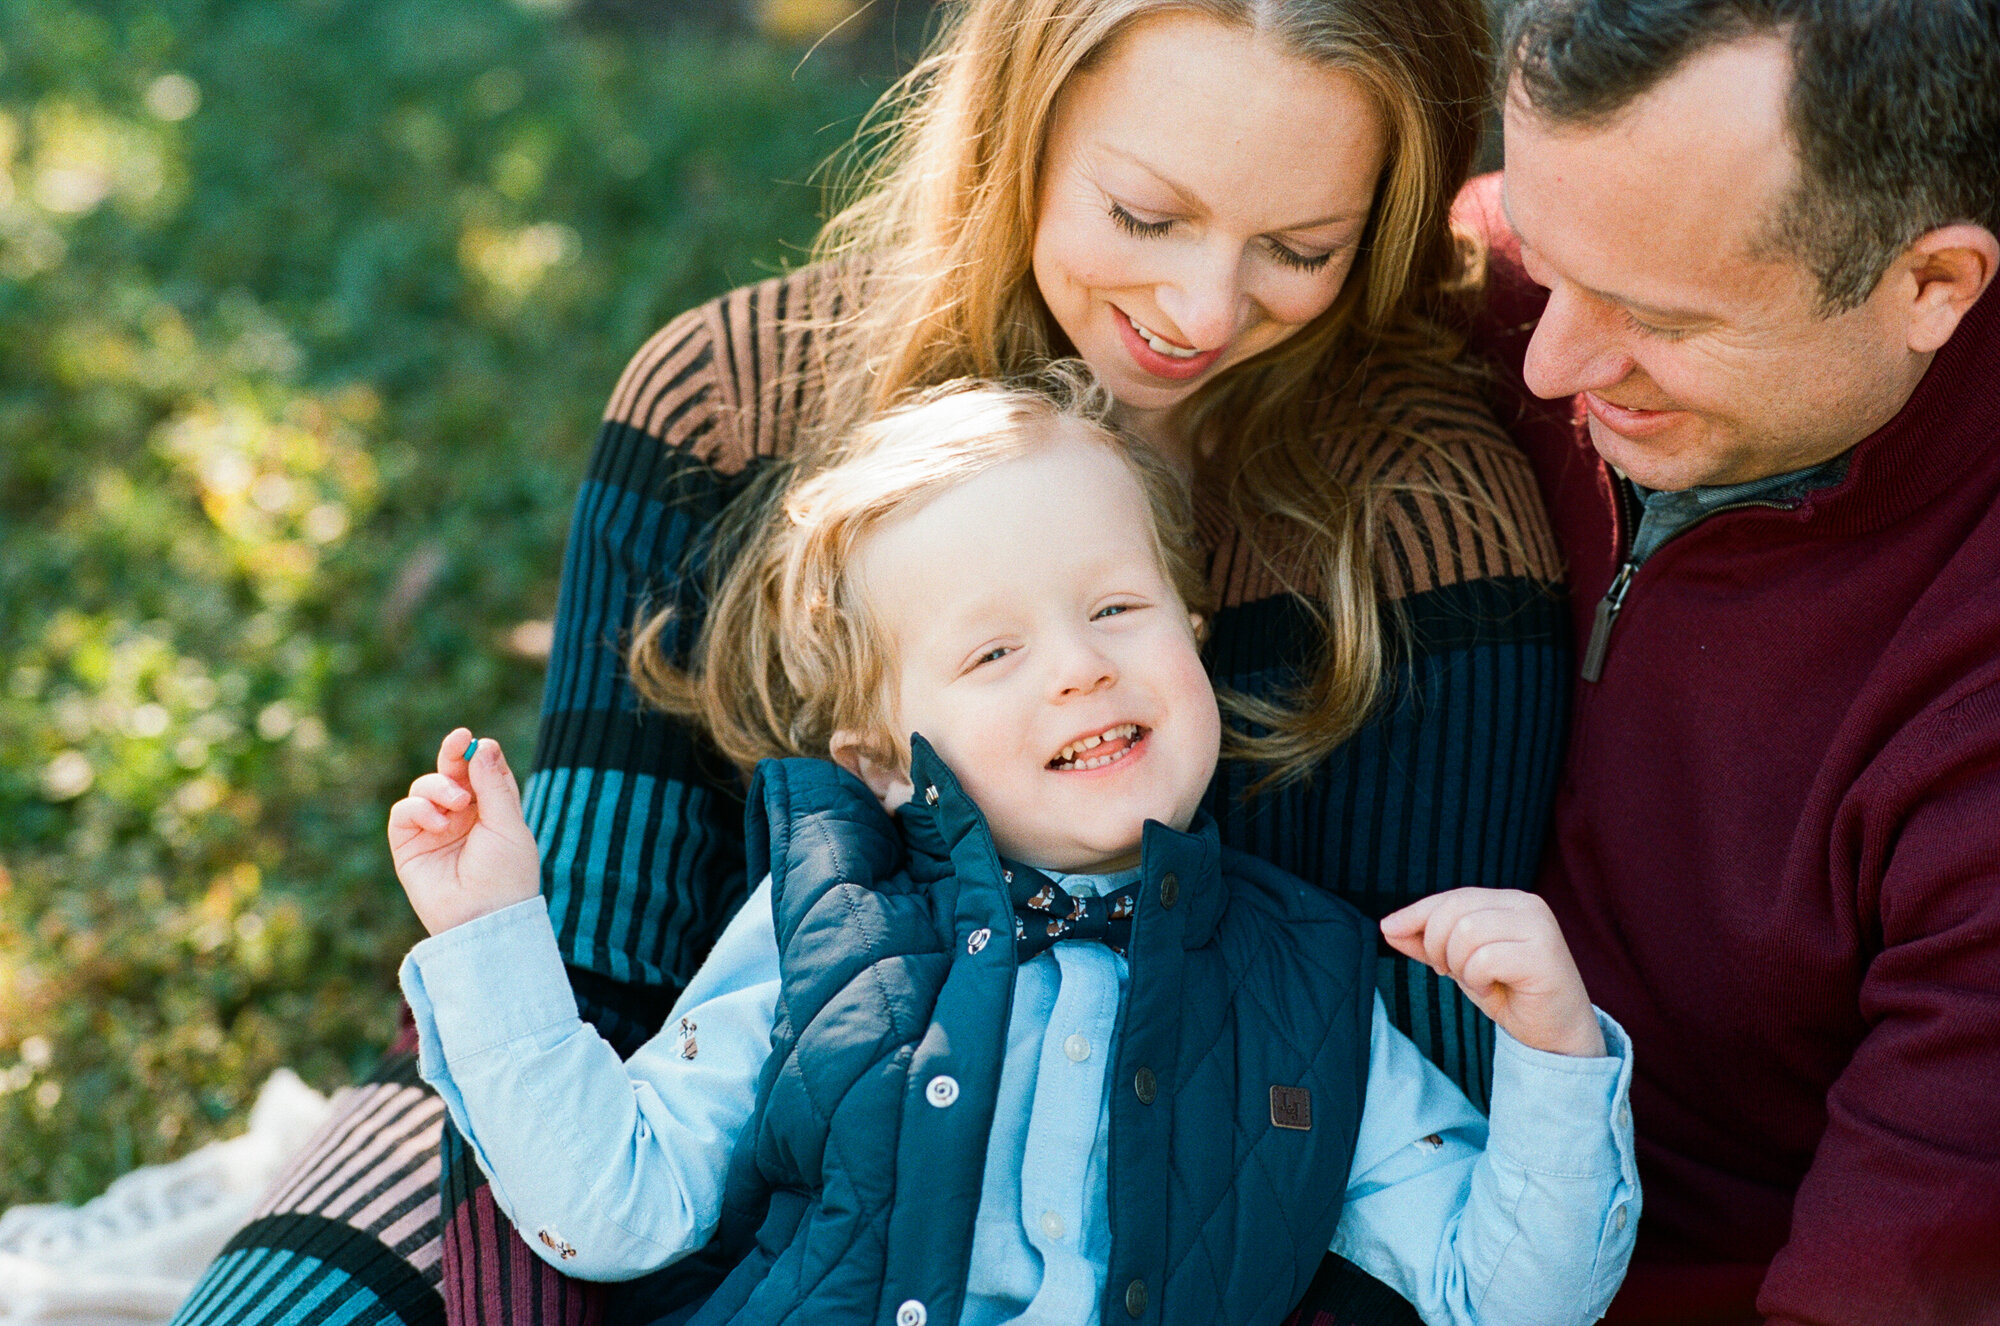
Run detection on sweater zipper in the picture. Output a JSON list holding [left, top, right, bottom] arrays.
[[1579, 491, 1795, 683]]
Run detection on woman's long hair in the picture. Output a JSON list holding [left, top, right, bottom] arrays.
[[635, 0, 1499, 784]]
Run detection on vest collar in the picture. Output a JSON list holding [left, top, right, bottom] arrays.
[[898, 734, 1227, 951]]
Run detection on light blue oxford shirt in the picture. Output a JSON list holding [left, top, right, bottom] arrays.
[[402, 873, 1639, 1326]]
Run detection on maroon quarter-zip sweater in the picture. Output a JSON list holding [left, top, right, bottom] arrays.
[[1456, 174, 2000, 1326]]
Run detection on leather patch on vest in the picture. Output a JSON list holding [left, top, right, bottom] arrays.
[[1269, 1085, 1312, 1131]]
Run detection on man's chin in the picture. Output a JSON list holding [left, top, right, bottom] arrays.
[[1585, 416, 1713, 492]]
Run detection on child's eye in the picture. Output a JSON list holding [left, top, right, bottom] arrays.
[[1092, 603, 1139, 620], [971, 645, 1012, 667]]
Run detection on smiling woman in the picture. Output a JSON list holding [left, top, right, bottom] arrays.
[[170, 3, 1570, 1326]]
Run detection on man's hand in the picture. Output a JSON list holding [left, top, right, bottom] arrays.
[[1381, 888, 1606, 1058], [387, 728, 541, 936]]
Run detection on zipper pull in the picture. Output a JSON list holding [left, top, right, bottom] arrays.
[[1581, 562, 1636, 683]]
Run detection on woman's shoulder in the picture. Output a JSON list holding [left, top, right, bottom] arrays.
[[601, 264, 850, 475], [1341, 348, 1564, 596]]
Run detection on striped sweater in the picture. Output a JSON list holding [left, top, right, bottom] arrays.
[[524, 267, 1569, 1107]]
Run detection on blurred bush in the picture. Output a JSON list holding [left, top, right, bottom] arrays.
[[0, 0, 880, 1206]]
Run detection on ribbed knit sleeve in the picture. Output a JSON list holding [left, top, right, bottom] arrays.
[[525, 269, 840, 1050]]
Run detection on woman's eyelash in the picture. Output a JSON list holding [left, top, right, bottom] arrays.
[[1108, 201, 1172, 238], [1264, 240, 1332, 273], [1109, 201, 1332, 272]]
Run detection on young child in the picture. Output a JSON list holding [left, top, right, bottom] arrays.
[[388, 377, 1637, 1326]]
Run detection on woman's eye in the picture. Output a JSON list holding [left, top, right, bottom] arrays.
[[1264, 238, 1333, 273], [1108, 201, 1173, 238]]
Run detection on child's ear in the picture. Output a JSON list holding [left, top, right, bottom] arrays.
[[829, 730, 916, 813], [1187, 610, 1209, 644]]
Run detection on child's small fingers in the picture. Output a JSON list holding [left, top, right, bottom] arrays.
[[1380, 892, 1446, 937], [388, 796, 451, 839], [410, 772, 472, 809], [436, 727, 475, 777]]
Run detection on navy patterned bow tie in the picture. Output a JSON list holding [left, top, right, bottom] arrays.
[[1010, 870, 1141, 959]]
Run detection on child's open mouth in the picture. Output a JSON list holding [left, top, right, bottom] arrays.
[[1048, 723, 1148, 771]]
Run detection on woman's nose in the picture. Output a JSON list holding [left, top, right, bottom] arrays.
[[1522, 281, 1637, 401], [1155, 243, 1247, 351]]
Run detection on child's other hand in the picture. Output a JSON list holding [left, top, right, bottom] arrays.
[[387, 728, 541, 936], [1380, 888, 1606, 1058]]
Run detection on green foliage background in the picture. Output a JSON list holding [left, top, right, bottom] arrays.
[[0, 0, 880, 1205]]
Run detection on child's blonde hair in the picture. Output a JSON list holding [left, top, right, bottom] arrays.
[[632, 367, 1210, 773]]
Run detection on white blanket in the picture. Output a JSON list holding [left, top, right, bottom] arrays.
[[0, 1070, 332, 1326]]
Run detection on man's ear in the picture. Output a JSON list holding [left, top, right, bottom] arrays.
[[1897, 224, 1999, 355], [829, 730, 916, 813]]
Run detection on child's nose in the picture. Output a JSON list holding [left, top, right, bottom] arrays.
[[1053, 641, 1118, 697]]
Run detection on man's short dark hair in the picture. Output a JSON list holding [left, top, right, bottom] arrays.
[[1502, 0, 2000, 312]]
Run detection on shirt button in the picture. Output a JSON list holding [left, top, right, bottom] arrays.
[[1134, 1066, 1157, 1105], [1158, 872, 1179, 909], [925, 1075, 959, 1108], [1064, 1034, 1091, 1063], [896, 1301, 927, 1326], [1125, 1279, 1148, 1317], [1613, 1204, 1628, 1232], [1616, 1106, 1632, 1130], [1040, 1210, 1066, 1240]]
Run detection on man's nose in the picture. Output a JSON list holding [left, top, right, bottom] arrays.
[[1155, 243, 1246, 350], [1522, 281, 1636, 401]]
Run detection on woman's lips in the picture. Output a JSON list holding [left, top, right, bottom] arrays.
[[1113, 308, 1224, 382], [1583, 390, 1685, 439]]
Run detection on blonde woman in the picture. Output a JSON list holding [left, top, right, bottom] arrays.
[[170, 4, 1566, 1326]]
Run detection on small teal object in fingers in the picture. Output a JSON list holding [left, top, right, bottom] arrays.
[[463, 737, 480, 763]]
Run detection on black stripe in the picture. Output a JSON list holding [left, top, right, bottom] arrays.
[[216, 1214, 444, 1326]]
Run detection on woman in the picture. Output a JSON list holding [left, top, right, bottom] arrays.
[[170, 3, 1564, 1326]]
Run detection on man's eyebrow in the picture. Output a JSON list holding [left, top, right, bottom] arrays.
[[1100, 147, 1363, 233]]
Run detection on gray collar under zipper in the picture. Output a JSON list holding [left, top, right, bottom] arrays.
[[1580, 451, 1853, 682]]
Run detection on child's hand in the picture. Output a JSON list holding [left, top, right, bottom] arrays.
[[387, 728, 541, 936], [1380, 888, 1606, 1058]]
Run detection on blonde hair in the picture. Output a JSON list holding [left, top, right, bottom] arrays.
[[633, 370, 1210, 772], [637, 0, 1500, 784]]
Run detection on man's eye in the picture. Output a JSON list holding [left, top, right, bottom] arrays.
[[1618, 308, 1694, 342]]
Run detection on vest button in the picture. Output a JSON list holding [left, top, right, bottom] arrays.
[[1158, 872, 1179, 909], [966, 927, 990, 955], [896, 1301, 927, 1326], [924, 784, 939, 805], [1133, 1066, 1157, 1104], [1124, 1279, 1148, 1317], [925, 1075, 959, 1108]]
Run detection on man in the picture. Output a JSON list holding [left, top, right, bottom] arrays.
[[1456, 0, 2000, 1321]]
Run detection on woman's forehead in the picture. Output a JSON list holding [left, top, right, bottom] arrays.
[[1048, 12, 1386, 229]]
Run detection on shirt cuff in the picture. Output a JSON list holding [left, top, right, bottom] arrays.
[[1485, 1007, 1634, 1177], [398, 898, 581, 1057]]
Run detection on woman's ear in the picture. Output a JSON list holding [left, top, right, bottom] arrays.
[[829, 730, 916, 812]]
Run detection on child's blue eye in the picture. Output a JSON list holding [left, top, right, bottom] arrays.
[[973, 646, 1011, 666], [1092, 604, 1133, 620]]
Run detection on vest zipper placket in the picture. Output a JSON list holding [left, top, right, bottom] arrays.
[[1579, 481, 1795, 683]]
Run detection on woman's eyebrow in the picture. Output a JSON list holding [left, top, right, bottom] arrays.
[[1099, 147, 1363, 234]]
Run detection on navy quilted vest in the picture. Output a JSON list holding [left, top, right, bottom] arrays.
[[615, 739, 1374, 1326]]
